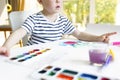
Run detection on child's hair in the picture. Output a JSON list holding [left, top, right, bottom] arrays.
[[37, 0, 42, 4]]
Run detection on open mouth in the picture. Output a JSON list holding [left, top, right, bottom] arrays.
[[56, 6, 60, 8]]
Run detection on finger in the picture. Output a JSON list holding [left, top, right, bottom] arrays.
[[5, 50, 9, 57], [0, 47, 9, 57], [103, 38, 109, 43], [3, 48, 9, 57], [106, 32, 117, 36], [0, 52, 9, 57]]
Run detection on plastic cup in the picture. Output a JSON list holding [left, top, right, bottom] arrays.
[[89, 44, 108, 66]]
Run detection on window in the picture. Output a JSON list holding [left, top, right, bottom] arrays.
[[95, 0, 117, 24], [63, 0, 118, 26], [63, 0, 89, 27]]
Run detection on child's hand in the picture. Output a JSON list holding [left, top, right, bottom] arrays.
[[99, 32, 117, 43], [0, 47, 9, 57]]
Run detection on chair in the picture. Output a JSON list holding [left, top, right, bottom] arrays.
[[9, 11, 31, 46], [85, 23, 120, 42], [0, 24, 12, 40]]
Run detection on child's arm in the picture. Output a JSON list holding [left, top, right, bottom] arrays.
[[0, 27, 27, 56], [72, 29, 117, 43]]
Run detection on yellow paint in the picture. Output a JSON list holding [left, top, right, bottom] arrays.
[[109, 49, 115, 61]]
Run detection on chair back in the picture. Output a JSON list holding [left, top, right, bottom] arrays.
[[9, 11, 31, 46]]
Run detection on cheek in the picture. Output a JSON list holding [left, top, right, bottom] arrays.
[[47, 4, 55, 9]]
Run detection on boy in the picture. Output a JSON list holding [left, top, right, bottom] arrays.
[[0, 0, 117, 56]]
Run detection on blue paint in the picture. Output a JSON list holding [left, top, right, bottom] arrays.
[[53, 67, 61, 71], [104, 55, 112, 65], [38, 70, 47, 74], [79, 73, 98, 80]]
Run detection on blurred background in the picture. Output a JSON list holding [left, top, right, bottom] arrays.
[[0, 0, 120, 46]]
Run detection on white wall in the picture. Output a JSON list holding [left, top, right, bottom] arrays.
[[115, 0, 120, 25]]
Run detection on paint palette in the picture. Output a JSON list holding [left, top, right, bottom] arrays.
[[6, 47, 69, 69], [31, 65, 118, 80], [59, 40, 90, 47], [6, 48, 51, 68]]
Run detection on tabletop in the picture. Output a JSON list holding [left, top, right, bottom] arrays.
[[0, 39, 120, 80]]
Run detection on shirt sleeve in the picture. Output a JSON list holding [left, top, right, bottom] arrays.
[[63, 18, 76, 34], [21, 15, 35, 34]]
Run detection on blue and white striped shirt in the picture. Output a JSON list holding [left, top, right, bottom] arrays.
[[22, 12, 75, 46]]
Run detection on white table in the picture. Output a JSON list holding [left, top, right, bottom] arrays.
[[0, 39, 120, 80], [85, 23, 120, 42]]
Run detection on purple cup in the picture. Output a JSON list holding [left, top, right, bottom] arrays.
[[89, 49, 107, 65]]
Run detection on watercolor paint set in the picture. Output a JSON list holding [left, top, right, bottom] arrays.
[[5, 47, 68, 68], [9, 48, 48, 62], [59, 40, 90, 47], [60, 40, 120, 48], [31, 65, 118, 80], [59, 40, 114, 48], [5, 48, 51, 67]]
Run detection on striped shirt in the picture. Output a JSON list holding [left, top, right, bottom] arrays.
[[22, 12, 75, 46]]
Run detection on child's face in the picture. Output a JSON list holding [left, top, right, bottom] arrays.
[[38, 0, 63, 14]]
